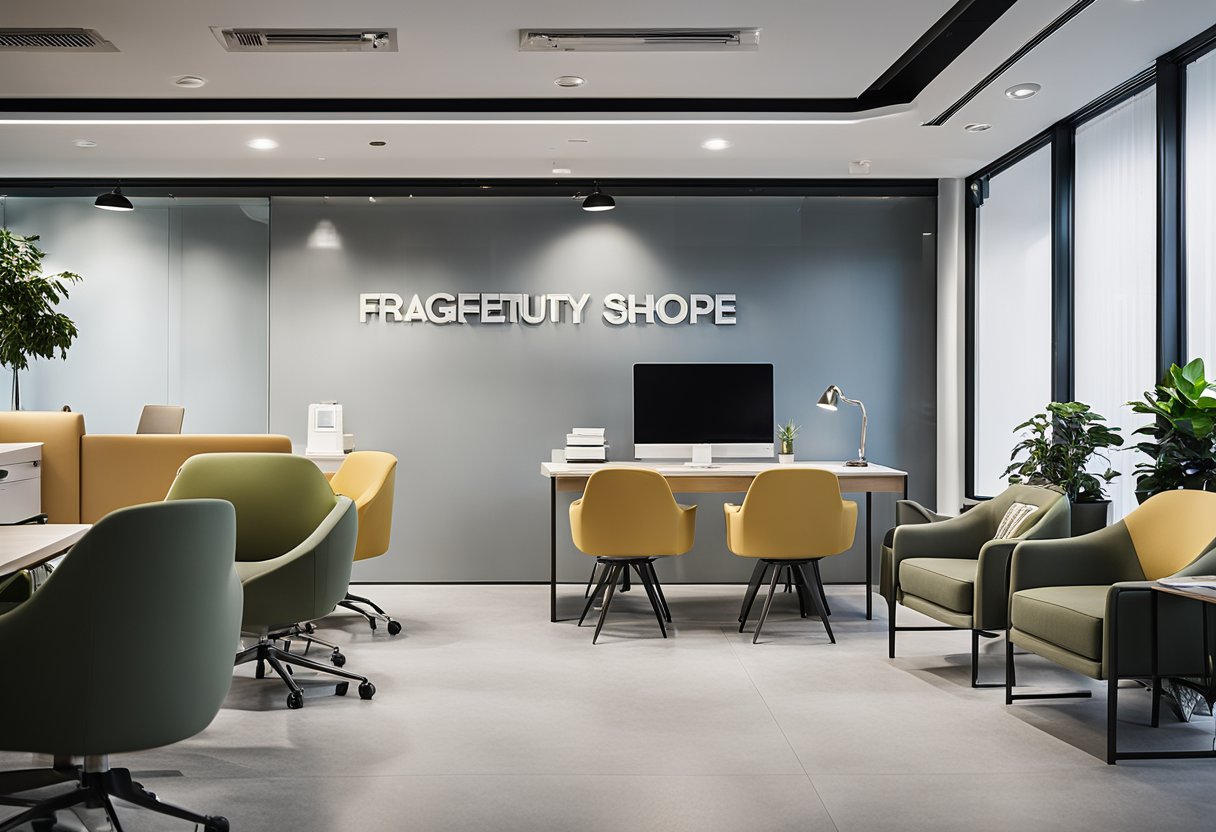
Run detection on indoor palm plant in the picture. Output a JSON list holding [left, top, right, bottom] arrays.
[[776, 419, 799, 463], [1003, 401, 1123, 535], [1127, 358, 1216, 501], [0, 229, 82, 410]]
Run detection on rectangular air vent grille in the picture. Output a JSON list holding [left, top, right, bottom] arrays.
[[211, 27, 397, 52], [0, 28, 117, 52], [520, 28, 759, 52]]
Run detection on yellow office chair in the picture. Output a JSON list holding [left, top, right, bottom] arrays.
[[329, 451, 400, 634], [725, 468, 857, 643], [570, 468, 696, 643]]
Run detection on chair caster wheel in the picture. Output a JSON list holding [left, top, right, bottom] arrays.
[[206, 817, 230, 832], [335, 682, 349, 697], [358, 681, 376, 700], [331, 650, 346, 667], [387, 619, 402, 636], [286, 691, 304, 709], [304, 622, 316, 634]]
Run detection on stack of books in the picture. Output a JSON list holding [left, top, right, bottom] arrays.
[[565, 428, 608, 463]]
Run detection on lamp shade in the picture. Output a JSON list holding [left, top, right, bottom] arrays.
[[817, 385, 840, 411], [581, 188, 615, 212], [94, 187, 134, 212]]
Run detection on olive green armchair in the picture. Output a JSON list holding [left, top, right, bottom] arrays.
[[1006, 490, 1216, 762], [0, 500, 240, 832], [882, 484, 1071, 686], [165, 452, 376, 710]]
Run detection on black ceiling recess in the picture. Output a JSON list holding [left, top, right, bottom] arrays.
[[924, 0, 1097, 125], [0, 0, 1018, 116]]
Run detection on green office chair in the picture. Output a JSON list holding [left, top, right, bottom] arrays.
[[882, 484, 1071, 686], [0, 500, 240, 832], [165, 452, 376, 709]]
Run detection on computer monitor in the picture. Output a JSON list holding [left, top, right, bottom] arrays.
[[633, 363, 775, 460]]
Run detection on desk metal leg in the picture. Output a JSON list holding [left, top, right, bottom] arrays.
[[550, 477, 557, 623], [865, 492, 873, 621]]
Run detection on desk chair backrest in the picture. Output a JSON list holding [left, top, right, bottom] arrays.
[[329, 451, 397, 561], [165, 453, 338, 562], [571, 468, 692, 556], [137, 404, 185, 434], [0, 500, 241, 755], [1123, 490, 1216, 580], [730, 468, 857, 558]]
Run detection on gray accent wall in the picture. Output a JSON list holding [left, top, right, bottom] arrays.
[[269, 196, 937, 583]]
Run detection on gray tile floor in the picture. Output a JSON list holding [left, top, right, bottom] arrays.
[[5, 584, 1216, 830]]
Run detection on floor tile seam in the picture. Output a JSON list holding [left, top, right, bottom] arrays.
[[717, 626, 841, 832]]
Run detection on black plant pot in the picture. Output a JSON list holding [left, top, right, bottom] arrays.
[[1071, 500, 1111, 537]]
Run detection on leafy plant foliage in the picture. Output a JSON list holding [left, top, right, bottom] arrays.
[[1003, 401, 1123, 503], [1127, 358, 1216, 499]]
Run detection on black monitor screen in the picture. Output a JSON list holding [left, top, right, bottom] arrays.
[[633, 363, 774, 445]]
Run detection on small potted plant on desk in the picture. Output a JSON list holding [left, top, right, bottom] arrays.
[[777, 419, 799, 464], [1127, 358, 1216, 501], [1003, 401, 1123, 536]]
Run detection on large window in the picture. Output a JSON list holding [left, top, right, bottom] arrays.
[[1074, 88, 1157, 520], [973, 147, 1053, 497], [1188, 51, 1216, 365]]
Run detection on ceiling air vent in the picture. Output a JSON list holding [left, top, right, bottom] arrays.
[[210, 27, 397, 52], [519, 28, 759, 52], [0, 28, 117, 52]]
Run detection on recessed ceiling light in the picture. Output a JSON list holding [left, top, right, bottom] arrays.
[[848, 160, 872, 175], [554, 76, 586, 88], [317, 156, 327, 161], [1004, 83, 1041, 100], [73, 139, 97, 148], [368, 196, 377, 203], [246, 137, 279, 150], [369, 140, 387, 147], [701, 138, 732, 151], [174, 75, 207, 89], [552, 167, 572, 175], [964, 123, 993, 132]]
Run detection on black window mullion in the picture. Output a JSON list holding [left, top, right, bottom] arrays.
[[1157, 56, 1186, 375], [1050, 122, 1075, 403]]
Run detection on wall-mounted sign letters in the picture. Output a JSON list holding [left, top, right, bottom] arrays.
[[358, 292, 737, 326]]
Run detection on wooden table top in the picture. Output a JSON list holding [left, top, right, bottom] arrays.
[[0, 524, 90, 575]]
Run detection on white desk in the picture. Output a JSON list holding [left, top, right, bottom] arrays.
[[0, 524, 90, 576], [541, 461, 909, 622], [0, 443, 42, 524]]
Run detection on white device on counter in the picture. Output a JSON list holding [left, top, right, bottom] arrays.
[[306, 402, 355, 455]]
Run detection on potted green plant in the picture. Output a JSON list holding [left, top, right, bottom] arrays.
[[1127, 358, 1216, 501], [776, 419, 799, 464], [0, 229, 82, 410], [1003, 401, 1123, 535]]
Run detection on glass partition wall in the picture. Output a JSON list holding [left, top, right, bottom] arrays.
[[972, 147, 1053, 498], [1188, 51, 1216, 363], [1073, 88, 1158, 520], [0, 197, 270, 434]]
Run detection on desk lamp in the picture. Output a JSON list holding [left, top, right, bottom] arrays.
[[817, 384, 868, 467]]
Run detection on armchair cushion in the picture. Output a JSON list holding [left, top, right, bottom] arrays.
[[1012, 586, 1108, 662], [899, 558, 977, 614]]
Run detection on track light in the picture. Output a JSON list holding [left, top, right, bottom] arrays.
[[94, 186, 133, 211], [581, 184, 615, 212]]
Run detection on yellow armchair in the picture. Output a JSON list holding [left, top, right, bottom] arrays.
[[328, 451, 400, 635], [725, 468, 858, 643], [570, 468, 696, 643]]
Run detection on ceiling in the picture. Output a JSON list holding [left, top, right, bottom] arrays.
[[0, 0, 1212, 181]]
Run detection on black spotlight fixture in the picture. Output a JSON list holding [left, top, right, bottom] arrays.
[[94, 186, 134, 212], [581, 184, 615, 212]]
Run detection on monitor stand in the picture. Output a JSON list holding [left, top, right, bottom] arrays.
[[683, 444, 718, 469]]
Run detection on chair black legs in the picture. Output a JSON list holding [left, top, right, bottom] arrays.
[[235, 637, 376, 709], [578, 557, 671, 643], [338, 591, 402, 635], [970, 629, 1011, 688], [741, 559, 836, 644], [0, 765, 229, 832]]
